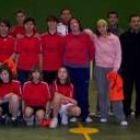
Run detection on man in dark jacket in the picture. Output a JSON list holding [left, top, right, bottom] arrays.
[[120, 14, 140, 120]]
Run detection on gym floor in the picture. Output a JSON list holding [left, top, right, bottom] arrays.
[[0, 81, 139, 140]]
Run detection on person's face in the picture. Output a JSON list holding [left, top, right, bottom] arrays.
[[24, 21, 35, 33], [97, 23, 108, 35], [0, 70, 10, 83], [61, 10, 72, 23], [16, 12, 26, 25], [108, 14, 118, 26], [32, 71, 41, 82], [58, 68, 68, 81], [0, 23, 9, 36], [70, 19, 80, 32], [47, 21, 57, 30], [130, 16, 140, 31]]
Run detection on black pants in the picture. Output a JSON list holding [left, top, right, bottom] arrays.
[[121, 69, 140, 117], [43, 70, 57, 85]]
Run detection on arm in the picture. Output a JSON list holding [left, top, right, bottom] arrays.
[[113, 37, 122, 72]]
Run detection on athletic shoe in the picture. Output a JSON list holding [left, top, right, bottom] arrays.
[[49, 118, 58, 129], [61, 113, 68, 125], [11, 117, 19, 127], [100, 118, 107, 123], [85, 116, 93, 123], [120, 121, 128, 126], [25, 116, 34, 127], [70, 117, 77, 123]]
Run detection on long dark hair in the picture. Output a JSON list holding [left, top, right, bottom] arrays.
[[68, 18, 83, 33], [0, 64, 13, 84], [56, 66, 71, 86]]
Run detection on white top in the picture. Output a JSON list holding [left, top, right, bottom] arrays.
[[57, 22, 68, 36]]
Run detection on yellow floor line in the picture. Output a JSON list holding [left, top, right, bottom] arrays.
[[77, 122, 92, 140]]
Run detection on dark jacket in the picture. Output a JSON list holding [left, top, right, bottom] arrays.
[[120, 30, 140, 72]]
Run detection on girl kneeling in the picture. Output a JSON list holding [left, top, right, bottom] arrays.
[[23, 66, 50, 126], [50, 67, 81, 128]]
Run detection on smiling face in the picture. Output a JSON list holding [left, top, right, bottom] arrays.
[[70, 19, 81, 33]]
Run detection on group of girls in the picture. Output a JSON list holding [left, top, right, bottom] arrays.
[[0, 8, 128, 128]]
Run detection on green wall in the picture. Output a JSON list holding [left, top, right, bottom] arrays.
[[0, 0, 140, 32]]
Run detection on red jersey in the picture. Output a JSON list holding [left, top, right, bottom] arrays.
[[10, 25, 38, 38], [41, 32, 63, 71], [51, 82, 74, 99], [63, 33, 95, 67], [0, 80, 21, 98], [16, 35, 42, 70], [0, 35, 15, 63], [23, 81, 50, 107], [10, 25, 25, 38]]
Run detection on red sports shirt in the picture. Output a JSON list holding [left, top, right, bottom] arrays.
[[51, 82, 74, 99], [0, 80, 22, 98], [41, 32, 64, 71], [16, 35, 42, 70], [0, 35, 15, 63], [10, 25, 25, 38], [63, 33, 95, 66], [23, 81, 50, 107]]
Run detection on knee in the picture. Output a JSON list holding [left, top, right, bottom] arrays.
[[69, 106, 81, 116], [11, 94, 20, 102], [36, 110, 45, 120], [25, 107, 33, 118]]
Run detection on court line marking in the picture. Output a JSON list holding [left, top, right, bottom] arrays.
[[77, 122, 92, 140]]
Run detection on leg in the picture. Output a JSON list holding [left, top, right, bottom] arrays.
[[67, 105, 81, 117], [135, 73, 140, 118], [94, 66, 111, 119], [24, 106, 34, 126], [35, 110, 45, 125], [9, 94, 20, 119], [67, 67, 90, 121], [122, 70, 134, 117], [112, 101, 126, 123]]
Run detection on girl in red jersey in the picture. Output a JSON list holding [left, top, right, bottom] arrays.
[[50, 67, 81, 128], [41, 15, 63, 85], [22, 66, 51, 126], [0, 19, 16, 66], [0, 65, 21, 126], [15, 18, 42, 84]]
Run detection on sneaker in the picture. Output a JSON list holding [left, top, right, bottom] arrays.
[[70, 117, 77, 123], [61, 113, 68, 125], [11, 117, 19, 127], [100, 118, 107, 123], [25, 116, 34, 127], [120, 121, 128, 126], [49, 117, 58, 129], [85, 116, 93, 123], [0, 116, 6, 125]]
